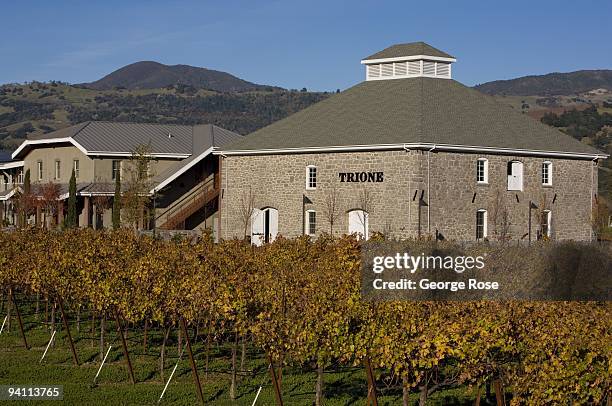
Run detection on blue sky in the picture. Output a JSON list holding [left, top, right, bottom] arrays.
[[1, 1, 610, 91]]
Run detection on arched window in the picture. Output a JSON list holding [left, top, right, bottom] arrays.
[[476, 209, 487, 240], [539, 210, 552, 239], [305, 209, 316, 236], [348, 209, 369, 240]]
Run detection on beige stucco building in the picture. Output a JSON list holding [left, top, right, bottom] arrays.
[[5, 121, 241, 232]]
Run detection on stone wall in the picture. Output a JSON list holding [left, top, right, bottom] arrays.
[[219, 150, 598, 242]]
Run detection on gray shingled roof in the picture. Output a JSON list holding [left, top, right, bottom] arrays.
[[220, 77, 603, 156], [363, 42, 454, 60], [18, 121, 243, 158]]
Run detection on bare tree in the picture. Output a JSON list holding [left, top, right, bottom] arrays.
[[591, 196, 610, 241], [321, 186, 341, 235], [356, 188, 372, 238], [536, 193, 550, 240], [491, 188, 511, 243], [122, 144, 154, 229], [40, 182, 60, 229], [238, 187, 256, 240]]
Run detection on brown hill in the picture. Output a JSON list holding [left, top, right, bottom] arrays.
[[81, 61, 279, 93]]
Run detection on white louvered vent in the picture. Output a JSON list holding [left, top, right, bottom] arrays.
[[408, 61, 421, 75], [436, 62, 450, 77], [367, 64, 381, 79], [394, 62, 407, 76], [381, 63, 394, 76], [362, 46, 455, 81], [423, 61, 436, 76]]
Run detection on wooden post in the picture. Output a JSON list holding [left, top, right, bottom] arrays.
[[267, 353, 284, 406], [57, 295, 79, 365], [493, 379, 505, 406], [115, 311, 135, 385], [181, 318, 204, 405], [10, 288, 29, 350], [364, 358, 378, 406]]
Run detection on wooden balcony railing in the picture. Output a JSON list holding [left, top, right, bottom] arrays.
[[158, 176, 219, 230]]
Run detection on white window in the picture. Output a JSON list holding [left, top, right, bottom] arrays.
[[54, 160, 61, 180], [541, 161, 552, 186], [476, 209, 487, 240], [507, 161, 523, 191], [17, 170, 24, 184], [37, 161, 43, 181], [305, 210, 316, 236], [348, 209, 369, 240], [73, 160, 80, 179], [476, 158, 488, 184], [306, 165, 317, 189]]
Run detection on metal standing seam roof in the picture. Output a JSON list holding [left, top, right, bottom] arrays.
[[20, 121, 243, 157], [13, 121, 243, 193], [219, 77, 605, 157], [363, 42, 455, 60]]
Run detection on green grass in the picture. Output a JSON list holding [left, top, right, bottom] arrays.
[[0, 300, 483, 406]]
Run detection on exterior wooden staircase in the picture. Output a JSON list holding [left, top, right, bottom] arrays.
[[158, 176, 219, 230]]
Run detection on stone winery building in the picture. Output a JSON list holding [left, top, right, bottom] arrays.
[[217, 42, 608, 244]]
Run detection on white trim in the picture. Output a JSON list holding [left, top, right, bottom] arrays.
[[151, 146, 215, 193], [87, 151, 189, 158], [79, 191, 130, 197], [305, 209, 316, 236], [542, 210, 552, 237], [305, 165, 317, 190], [361, 55, 457, 64], [11, 137, 189, 159], [476, 209, 488, 239], [366, 74, 452, 81], [0, 188, 19, 201], [12, 137, 89, 159], [0, 161, 24, 170], [542, 161, 553, 186], [217, 142, 609, 160], [476, 158, 489, 184]]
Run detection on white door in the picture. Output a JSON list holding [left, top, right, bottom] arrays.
[[266, 208, 278, 243], [348, 210, 368, 240], [251, 208, 264, 246], [251, 207, 278, 246], [508, 161, 523, 191]]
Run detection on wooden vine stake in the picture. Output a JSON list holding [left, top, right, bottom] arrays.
[[10, 288, 29, 350], [115, 311, 135, 385], [180, 317, 204, 405], [267, 353, 284, 406], [364, 357, 378, 406], [493, 379, 505, 406], [57, 295, 79, 365]]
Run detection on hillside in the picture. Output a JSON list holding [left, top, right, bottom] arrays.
[[81, 61, 279, 93], [474, 70, 612, 96], [0, 82, 329, 149]]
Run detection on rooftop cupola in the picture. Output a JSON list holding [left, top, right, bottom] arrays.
[[361, 42, 456, 81]]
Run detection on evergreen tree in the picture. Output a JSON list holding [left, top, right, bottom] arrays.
[[65, 169, 77, 228], [20, 169, 31, 227], [112, 171, 121, 229], [23, 169, 30, 194]]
